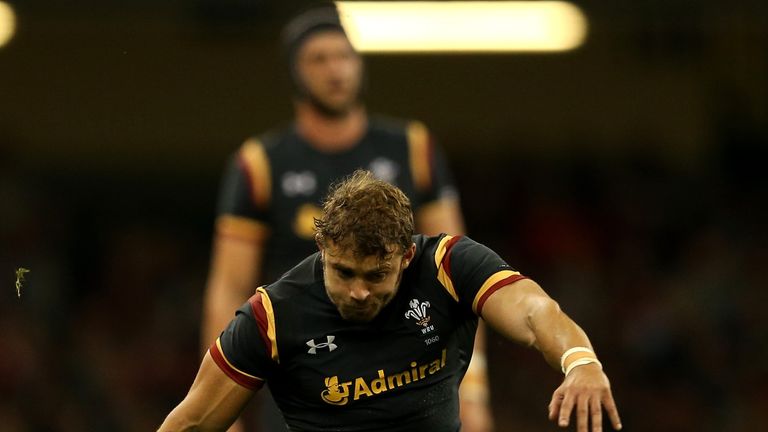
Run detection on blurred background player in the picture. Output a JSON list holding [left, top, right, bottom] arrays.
[[200, 3, 492, 431]]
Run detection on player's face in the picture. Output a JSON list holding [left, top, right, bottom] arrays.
[[296, 31, 363, 116], [321, 241, 415, 323]]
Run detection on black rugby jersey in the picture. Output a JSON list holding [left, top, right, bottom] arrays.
[[211, 234, 526, 432], [215, 117, 459, 282]]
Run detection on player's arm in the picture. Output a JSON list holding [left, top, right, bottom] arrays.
[[418, 201, 494, 432], [203, 140, 273, 354], [415, 197, 465, 237], [410, 119, 466, 238], [410, 125, 491, 431], [201, 236, 261, 432], [480, 278, 622, 432], [158, 351, 255, 432], [201, 221, 268, 354]]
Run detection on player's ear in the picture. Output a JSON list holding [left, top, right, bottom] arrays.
[[402, 243, 416, 268], [315, 234, 325, 260]]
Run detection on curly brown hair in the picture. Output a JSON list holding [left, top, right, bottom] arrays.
[[314, 170, 414, 258]]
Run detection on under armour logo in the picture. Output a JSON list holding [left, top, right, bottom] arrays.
[[307, 335, 337, 354]]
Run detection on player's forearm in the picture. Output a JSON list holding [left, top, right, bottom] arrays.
[[160, 354, 251, 432], [459, 322, 489, 402], [158, 401, 227, 432], [201, 283, 247, 352], [157, 408, 206, 432], [524, 293, 594, 371], [158, 406, 233, 432]]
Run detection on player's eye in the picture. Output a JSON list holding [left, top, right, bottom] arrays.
[[366, 272, 387, 283], [337, 268, 355, 280], [310, 53, 328, 65], [337, 49, 355, 61]]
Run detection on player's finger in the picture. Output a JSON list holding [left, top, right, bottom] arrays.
[[558, 392, 575, 428], [602, 393, 622, 430], [576, 394, 589, 432], [590, 396, 603, 432], [549, 390, 564, 421]]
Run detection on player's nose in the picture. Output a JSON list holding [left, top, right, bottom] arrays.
[[349, 280, 370, 302]]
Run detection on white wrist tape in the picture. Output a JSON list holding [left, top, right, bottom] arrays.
[[564, 358, 603, 376], [560, 347, 601, 375]]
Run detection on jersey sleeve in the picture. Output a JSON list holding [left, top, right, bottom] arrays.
[[406, 121, 460, 205], [432, 235, 527, 316], [209, 289, 279, 390], [214, 139, 272, 241]]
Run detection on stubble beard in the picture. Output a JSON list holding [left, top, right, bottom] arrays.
[[307, 92, 359, 118], [300, 79, 362, 119], [330, 267, 405, 323]]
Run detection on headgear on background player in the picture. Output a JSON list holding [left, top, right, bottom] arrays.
[[280, 2, 366, 100]]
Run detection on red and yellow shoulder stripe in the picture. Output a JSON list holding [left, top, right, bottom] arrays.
[[210, 338, 265, 391], [209, 288, 279, 390], [251, 287, 279, 364], [472, 270, 526, 316], [214, 138, 272, 242], [238, 138, 272, 211], [434, 235, 462, 302], [433, 234, 527, 315]]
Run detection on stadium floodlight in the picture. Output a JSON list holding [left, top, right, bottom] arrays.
[[0, 1, 16, 49], [335, 1, 587, 53]]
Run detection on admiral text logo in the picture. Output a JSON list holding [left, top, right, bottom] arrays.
[[320, 349, 447, 406]]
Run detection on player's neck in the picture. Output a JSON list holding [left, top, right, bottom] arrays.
[[295, 103, 368, 153]]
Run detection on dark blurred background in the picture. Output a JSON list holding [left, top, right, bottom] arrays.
[[1, 0, 766, 430]]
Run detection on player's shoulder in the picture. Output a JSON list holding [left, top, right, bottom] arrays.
[[440, 234, 490, 257], [263, 253, 324, 303], [416, 233, 493, 266], [236, 122, 296, 154], [411, 233, 453, 268], [368, 114, 430, 138], [413, 232, 442, 252]]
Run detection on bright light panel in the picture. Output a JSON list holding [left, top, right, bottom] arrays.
[[336, 1, 587, 53], [0, 1, 16, 48]]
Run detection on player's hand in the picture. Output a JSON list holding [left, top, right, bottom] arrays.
[[547, 363, 621, 432]]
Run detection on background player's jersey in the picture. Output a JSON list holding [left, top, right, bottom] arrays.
[[211, 234, 526, 432], [215, 116, 460, 282]]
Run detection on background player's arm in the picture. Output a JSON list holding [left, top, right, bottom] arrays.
[[480, 278, 622, 432], [417, 200, 493, 432], [201, 231, 266, 354], [202, 143, 271, 354], [415, 197, 465, 236], [158, 352, 255, 431]]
